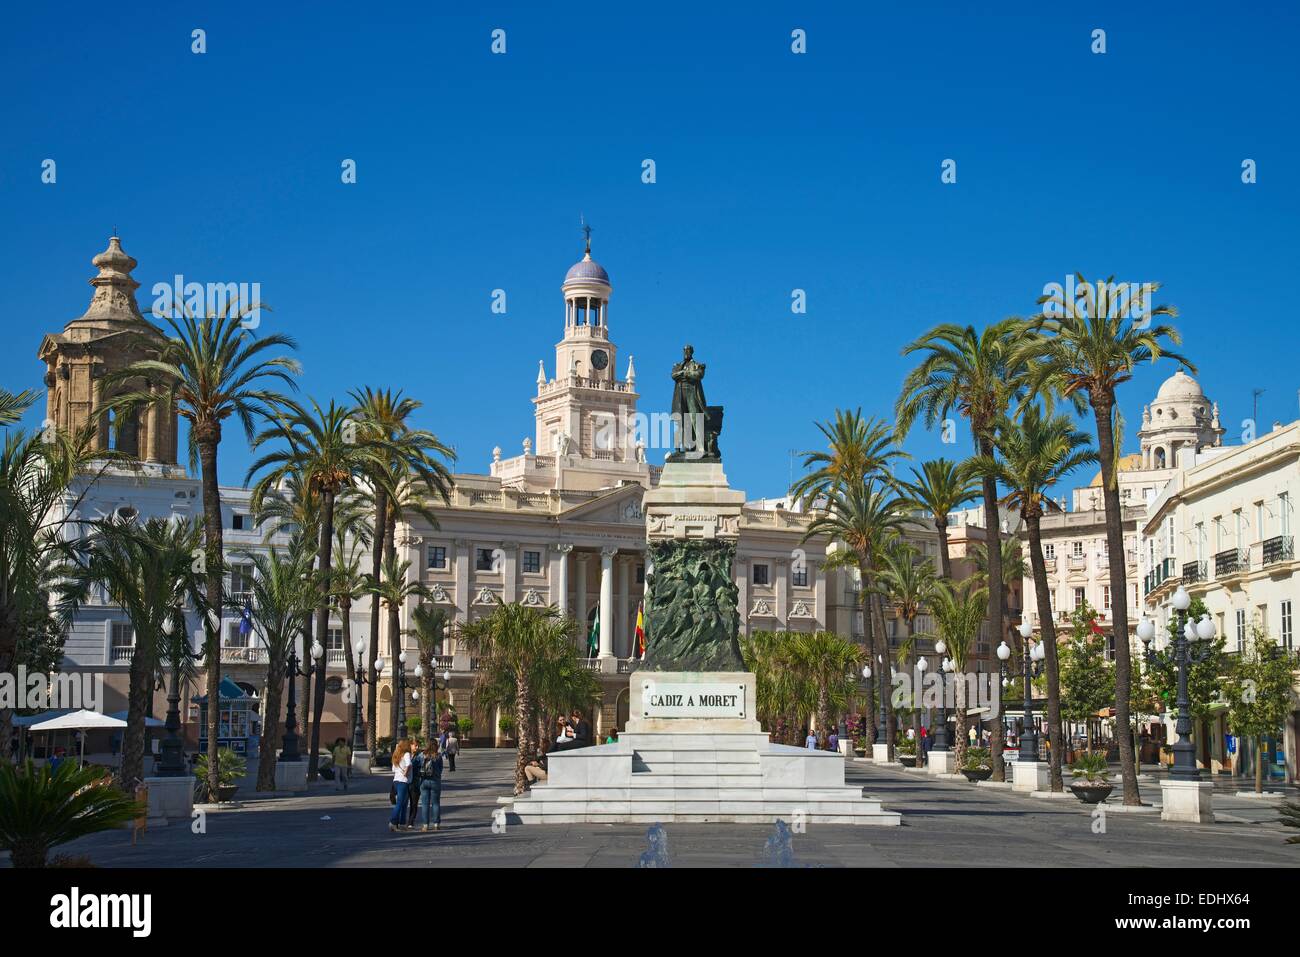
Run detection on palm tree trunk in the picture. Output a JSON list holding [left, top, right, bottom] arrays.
[[197, 432, 224, 803], [977, 432, 1004, 740], [906, 618, 923, 762], [858, 567, 878, 744], [257, 666, 285, 791], [935, 518, 952, 581], [120, 649, 150, 788], [954, 677, 969, 769], [1256, 737, 1265, 793], [307, 490, 336, 780], [989, 581, 1008, 781], [301, 612, 313, 764], [366, 488, 387, 751], [1091, 394, 1140, 805], [514, 677, 533, 796], [872, 591, 897, 758], [385, 510, 400, 742], [1027, 511, 1065, 791]]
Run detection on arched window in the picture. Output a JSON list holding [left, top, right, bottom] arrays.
[[1154, 447, 1166, 469]]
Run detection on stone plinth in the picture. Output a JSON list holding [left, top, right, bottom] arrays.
[[504, 672, 900, 826], [1012, 760, 1051, 792], [351, 751, 372, 775], [275, 760, 308, 792], [143, 776, 193, 825], [1160, 779, 1215, 823], [927, 750, 955, 775]]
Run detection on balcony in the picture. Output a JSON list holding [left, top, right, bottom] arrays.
[[110, 645, 135, 664], [219, 646, 267, 665], [1214, 547, 1248, 578], [1182, 560, 1207, 584], [1262, 535, 1294, 566], [1143, 557, 1177, 596], [1067, 555, 1088, 571], [1043, 556, 1057, 572]]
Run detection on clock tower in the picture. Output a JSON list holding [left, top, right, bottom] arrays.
[[533, 231, 640, 461]]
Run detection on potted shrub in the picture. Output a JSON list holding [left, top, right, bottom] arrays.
[[896, 737, 918, 767], [0, 760, 142, 868], [194, 748, 247, 803], [1069, 751, 1113, 804], [456, 716, 474, 744], [961, 746, 992, 782]]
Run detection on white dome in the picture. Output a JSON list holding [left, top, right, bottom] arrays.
[[1155, 369, 1204, 401]]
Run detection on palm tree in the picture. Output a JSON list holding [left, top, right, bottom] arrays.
[[328, 503, 371, 696], [804, 481, 910, 756], [366, 552, 431, 738], [1024, 277, 1188, 804], [407, 604, 449, 740], [462, 601, 577, 795], [741, 630, 804, 744], [533, 645, 602, 752], [0, 387, 39, 426], [972, 405, 1097, 791], [350, 388, 454, 750], [790, 409, 908, 505], [877, 544, 940, 754], [106, 308, 299, 800], [0, 400, 124, 758], [898, 458, 980, 581], [968, 535, 1028, 779], [247, 398, 381, 779], [897, 318, 1029, 768], [56, 517, 207, 788], [927, 579, 988, 769], [241, 543, 316, 791], [0, 760, 142, 867], [783, 631, 864, 744]]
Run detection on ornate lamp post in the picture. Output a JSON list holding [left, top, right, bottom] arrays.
[[861, 663, 881, 743], [396, 651, 411, 735], [280, 639, 320, 763], [931, 639, 950, 751], [346, 637, 375, 751], [997, 619, 1044, 762], [1138, 585, 1215, 780], [156, 611, 198, 777]]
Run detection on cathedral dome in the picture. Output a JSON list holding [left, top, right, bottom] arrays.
[[1155, 369, 1204, 401], [564, 253, 609, 285]]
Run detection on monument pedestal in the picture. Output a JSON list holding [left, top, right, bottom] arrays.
[[351, 751, 372, 776], [927, 750, 955, 775], [1160, 779, 1215, 823], [274, 759, 308, 792], [504, 672, 900, 825], [144, 775, 193, 825]]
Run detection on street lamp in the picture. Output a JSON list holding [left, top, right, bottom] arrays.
[[396, 650, 411, 734], [931, 639, 950, 751], [157, 611, 199, 777], [347, 637, 374, 751], [1139, 586, 1214, 780], [999, 618, 1043, 762], [280, 639, 315, 763]]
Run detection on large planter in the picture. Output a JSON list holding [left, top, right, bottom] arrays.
[[899, 755, 917, 768], [216, 784, 239, 803], [962, 767, 992, 782], [1070, 783, 1113, 804]]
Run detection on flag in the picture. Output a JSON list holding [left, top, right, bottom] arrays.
[[238, 603, 253, 639], [634, 602, 646, 659], [587, 610, 599, 658]]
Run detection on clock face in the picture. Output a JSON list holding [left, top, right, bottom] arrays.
[[590, 349, 609, 371]]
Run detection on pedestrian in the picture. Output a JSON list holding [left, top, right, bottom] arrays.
[[605, 728, 618, 745], [406, 740, 422, 827], [827, 728, 839, 753], [331, 737, 352, 791], [570, 709, 592, 747], [445, 727, 459, 772], [388, 738, 412, 832], [524, 752, 548, 786], [417, 740, 444, 831], [805, 729, 818, 750]]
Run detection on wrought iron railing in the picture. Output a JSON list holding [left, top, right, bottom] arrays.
[[1182, 560, 1206, 584], [1214, 547, 1248, 578], [1262, 535, 1294, 566]]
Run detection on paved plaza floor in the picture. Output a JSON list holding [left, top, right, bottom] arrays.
[[17, 750, 1298, 868]]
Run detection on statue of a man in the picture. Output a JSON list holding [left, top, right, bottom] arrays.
[[671, 344, 707, 454]]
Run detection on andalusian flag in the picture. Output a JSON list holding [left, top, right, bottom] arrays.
[[587, 610, 600, 658], [634, 602, 646, 659]]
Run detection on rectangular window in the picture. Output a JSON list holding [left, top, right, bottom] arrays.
[[111, 622, 135, 648], [1282, 600, 1293, 651], [792, 565, 809, 588], [232, 512, 244, 531], [522, 550, 542, 574], [1073, 587, 1085, 610], [1281, 492, 1292, 537], [636, 564, 645, 585], [1103, 585, 1111, 612], [229, 563, 254, 603], [1195, 523, 1205, 563], [1072, 541, 1083, 558], [426, 545, 447, 570], [1107, 633, 1116, 661], [1235, 608, 1247, 653], [753, 564, 770, 586], [1234, 510, 1244, 549], [476, 548, 497, 571], [224, 621, 247, 648], [326, 627, 344, 651], [1166, 517, 1175, 559], [1043, 543, 1055, 560]]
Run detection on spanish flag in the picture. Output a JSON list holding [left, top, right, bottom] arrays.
[[634, 602, 646, 658]]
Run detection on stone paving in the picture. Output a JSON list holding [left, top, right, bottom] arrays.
[[16, 750, 1297, 868]]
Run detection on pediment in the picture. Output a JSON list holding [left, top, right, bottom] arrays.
[[558, 484, 645, 525]]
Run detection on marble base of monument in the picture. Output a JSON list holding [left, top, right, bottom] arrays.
[[144, 776, 194, 825], [274, 759, 308, 792], [1160, 779, 1215, 823], [503, 672, 899, 825], [926, 750, 954, 774], [1012, 760, 1051, 793]]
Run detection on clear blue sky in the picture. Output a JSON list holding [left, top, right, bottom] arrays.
[[3, 2, 1297, 496]]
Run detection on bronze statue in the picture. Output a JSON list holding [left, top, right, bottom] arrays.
[[668, 345, 722, 462]]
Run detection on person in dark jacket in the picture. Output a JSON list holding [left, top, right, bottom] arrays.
[[407, 743, 423, 827], [570, 709, 592, 748], [417, 741, 445, 831]]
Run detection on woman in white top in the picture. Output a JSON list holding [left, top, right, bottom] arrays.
[[389, 737, 413, 831]]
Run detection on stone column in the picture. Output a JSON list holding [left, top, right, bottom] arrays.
[[500, 541, 518, 604], [813, 560, 827, 629], [617, 556, 630, 657], [735, 557, 750, 638], [575, 553, 589, 650], [453, 539, 470, 630], [599, 548, 616, 658], [554, 543, 572, 616], [775, 557, 789, 627]]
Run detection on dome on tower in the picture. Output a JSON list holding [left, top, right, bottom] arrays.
[[1155, 369, 1204, 401], [564, 252, 610, 285]]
